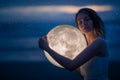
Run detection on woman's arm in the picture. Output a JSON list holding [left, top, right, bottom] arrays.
[[39, 37, 106, 71]]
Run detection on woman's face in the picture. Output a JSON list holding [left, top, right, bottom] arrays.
[[77, 13, 94, 34]]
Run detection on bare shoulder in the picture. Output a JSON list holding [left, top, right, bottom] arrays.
[[96, 37, 108, 56], [96, 37, 107, 50], [86, 37, 107, 56], [95, 37, 106, 45], [91, 37, 107, 50], [88, 37, 107, 50]]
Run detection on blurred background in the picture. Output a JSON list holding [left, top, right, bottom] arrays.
[[0, 0, 120, 80]]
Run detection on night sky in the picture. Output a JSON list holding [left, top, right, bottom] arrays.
[[0, 0, 120, 80], [0, 0, 120, 61], [0, 0, 120, 23]]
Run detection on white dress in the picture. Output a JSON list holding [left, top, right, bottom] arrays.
[[80, 55, 109, 80]]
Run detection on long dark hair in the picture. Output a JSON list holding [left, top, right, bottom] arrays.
[[75, 8, 105, 38]]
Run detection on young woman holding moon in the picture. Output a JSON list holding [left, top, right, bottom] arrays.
[[39, 8, 109, 80]]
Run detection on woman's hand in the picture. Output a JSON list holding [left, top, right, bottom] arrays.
[[38, 36, 49, 51]]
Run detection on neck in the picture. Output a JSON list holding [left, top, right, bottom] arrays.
[[84, 31, 98, 45]]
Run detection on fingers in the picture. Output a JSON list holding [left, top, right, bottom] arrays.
[[42, 36, 47, 40]]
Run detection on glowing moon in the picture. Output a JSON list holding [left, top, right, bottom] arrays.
[[44, 25, 87, 68]]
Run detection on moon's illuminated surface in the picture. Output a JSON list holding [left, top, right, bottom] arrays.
[[44, 25, 87, 68]]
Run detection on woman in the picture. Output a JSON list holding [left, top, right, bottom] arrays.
[[39, 8, 109, 80]]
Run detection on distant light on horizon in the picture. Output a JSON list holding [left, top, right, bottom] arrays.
[[0, 5, 112, 14], [0, 5, 115, 22], [37, 5, 112, 13]]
